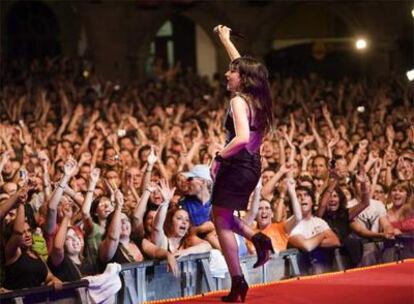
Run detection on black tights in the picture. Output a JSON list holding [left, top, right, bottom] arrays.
[[212, 205, 255, 276]]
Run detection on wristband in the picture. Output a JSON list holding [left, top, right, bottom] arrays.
[[58, 183, 66, 189]]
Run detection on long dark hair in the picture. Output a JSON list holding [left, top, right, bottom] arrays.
[[230, 56, 274, 134], [321, 185, 348, 219], [163, 206, 190, 243]]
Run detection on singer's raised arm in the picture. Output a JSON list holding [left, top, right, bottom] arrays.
[[214, 25, 241, 61]]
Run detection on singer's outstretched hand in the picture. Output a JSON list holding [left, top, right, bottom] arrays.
[[214, 24, 240, 61], [214, 25, 231, 42]]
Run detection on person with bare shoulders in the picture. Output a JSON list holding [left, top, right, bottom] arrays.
[[210, 25, 274, 302]]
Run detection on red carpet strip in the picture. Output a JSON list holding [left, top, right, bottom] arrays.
[[147, 260, 414, 304]]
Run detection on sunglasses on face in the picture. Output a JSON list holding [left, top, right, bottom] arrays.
[[187, 176, 202, 182]]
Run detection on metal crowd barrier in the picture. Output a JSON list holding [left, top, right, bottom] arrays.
[[118, 252, 212, 303], [213, 249, 300, 291], [370, 233, 414, 264], [2, 238, 412, 304], [0, 280, 89, 304], [118, 249, 300, 303], [0, 249, 301, 304], [307, 234, 414, 273]]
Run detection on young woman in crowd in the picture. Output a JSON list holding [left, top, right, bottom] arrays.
[[48, 200, 94, 281], [98, 189, 179, 276], [386, 181, 414, 233], [3, 187, 62, 290], [151, 179, 212, 257]]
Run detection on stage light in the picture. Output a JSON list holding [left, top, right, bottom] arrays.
[[411, 8, 414, 18], [407, 69, 414, 81], [355, 39, 367, 50]]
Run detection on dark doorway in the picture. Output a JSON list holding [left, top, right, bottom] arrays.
[[171, 15, 195, 72], [6, 1, 61, 61], [147, 15, 196, 76]]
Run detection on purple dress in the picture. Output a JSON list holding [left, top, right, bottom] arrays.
[[211, 102, 262, 211]]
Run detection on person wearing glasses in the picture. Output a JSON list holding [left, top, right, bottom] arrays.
[[178, 165, 220, 250]]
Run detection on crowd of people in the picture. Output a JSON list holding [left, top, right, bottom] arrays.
[[0, 56, 413, 293]]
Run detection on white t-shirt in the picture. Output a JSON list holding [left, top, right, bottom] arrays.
[[289, 216, 330, 239], [347, 198, 386, 233]]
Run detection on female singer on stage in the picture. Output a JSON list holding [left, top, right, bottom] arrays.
[[211, 25, 275, 302]]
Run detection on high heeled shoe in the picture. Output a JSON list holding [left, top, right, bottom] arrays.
[[222, 275, 249, 303], [251, 232, 275, 268]]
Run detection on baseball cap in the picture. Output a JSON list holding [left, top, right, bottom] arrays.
[[182, 165, 212, 183]]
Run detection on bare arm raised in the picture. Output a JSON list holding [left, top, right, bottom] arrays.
[[151, 179, 176, 248], [214, 25, 241, 61]]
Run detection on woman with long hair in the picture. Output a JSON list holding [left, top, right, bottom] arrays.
[[210, 25, 275, 302], [48, 201, 94, 281], [317, 167, 370, 267], [386, 181, 413, 233], [383, 181, 414, 260], [3, 187, 62, 290], [150, 179, 212, 257], [98, 189, 179, 276]]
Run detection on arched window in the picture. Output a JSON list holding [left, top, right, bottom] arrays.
[[145, 15, 216, 79]]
